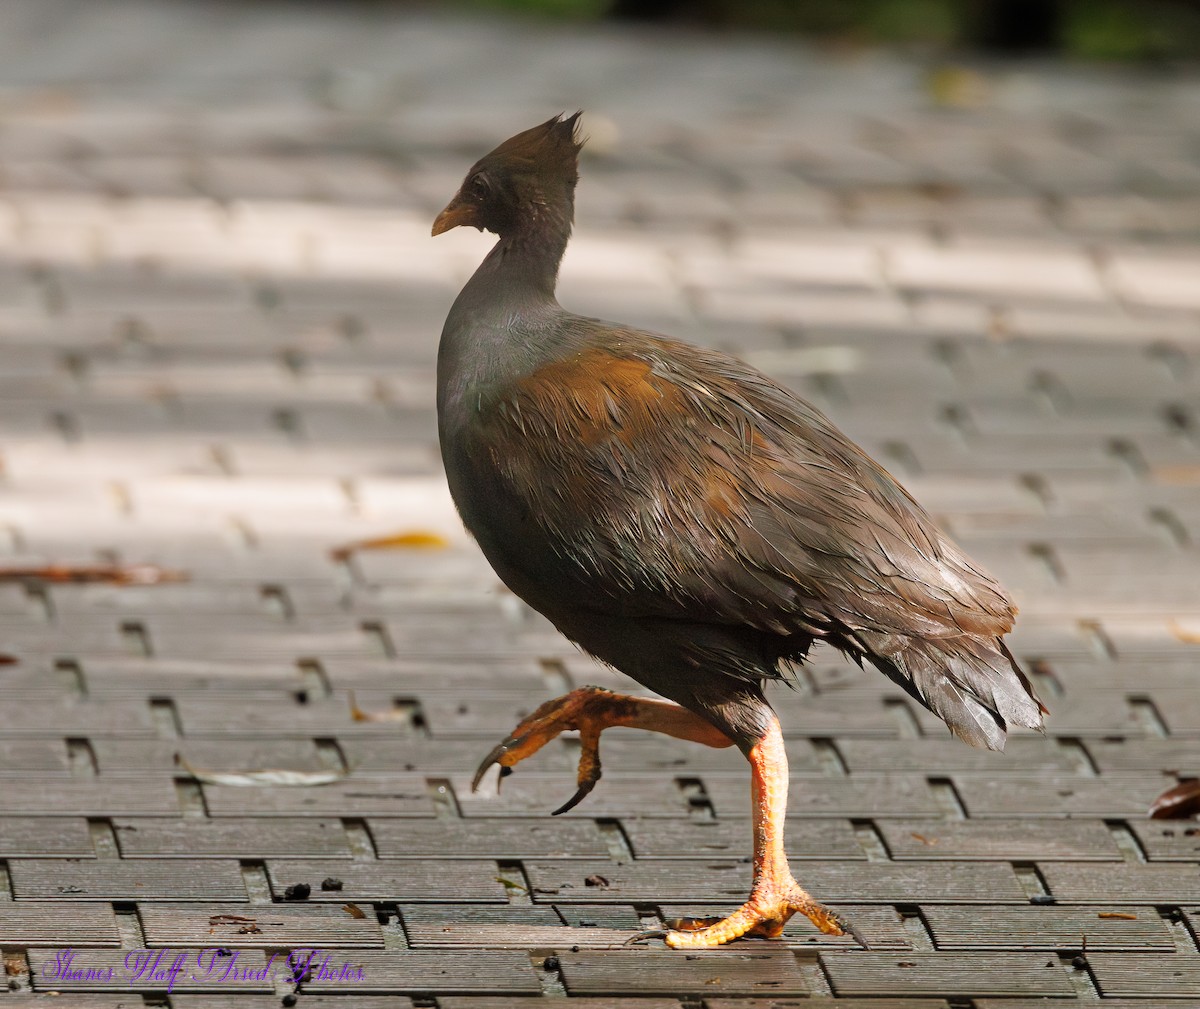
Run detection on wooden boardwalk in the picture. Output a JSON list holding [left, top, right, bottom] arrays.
[[0, 1, 1199, 1004]]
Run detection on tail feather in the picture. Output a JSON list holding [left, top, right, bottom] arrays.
[[859, 632, 1046, 751]]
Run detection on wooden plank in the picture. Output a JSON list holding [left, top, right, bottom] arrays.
[[1086, 737, 1200, 772], [557, 949, 808, 996], [923, 905, 1175, 951], [1088, 953, 1200, 997], [703, 774, 942, 818], [138, 902, 383, 947], [622, 818, 865, 860], [455, 772, 692, 818], [92, 738, 326, 774], [0, 816, 95, 857], [113, 816, 352, 858], [441, 999, 683, 1009], [202, 777, 433, 817], [835, 737, 1076, 773], [401, 903, 638, 949], [597, 734, 815, 773], [820, 952, 1075, 997], [0, 902, 120, 945], [523, 860, 1027, 904], [370, 818, 609, 859], [706, 1001, 949, 1009], [9, 859, 247, 901], [171, 998, 414, 1009], [876, 818, 1121, 861], [28, 948, 272, 993], [657, 903, 910, 950], [263, 859, 509, 903], [0, 700, 155, 736], [0, 778, 179, 815], [1128, 820, 1200, 862], [0, 739, 71, 773], [953, 773, 1167, 818], [1040, 862, 1200, 904], [298, 950, 541, 994]]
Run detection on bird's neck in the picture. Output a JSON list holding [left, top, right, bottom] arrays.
[[437, 206, 573, 418]]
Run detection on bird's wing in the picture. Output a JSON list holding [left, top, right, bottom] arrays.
[[474, 325, 1016, 646]]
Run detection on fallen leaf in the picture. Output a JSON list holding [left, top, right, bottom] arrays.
[[0, 563, 187, 585], [342, 903, 365, 920], [495, 876, 529, 895], [175, 756, 347, 787], [910, 833, 939, 846], [0, 654, 17, 665], [584, 874, 610, 888], [1153, 465, 1200, 485], [1149, 779, 1200, 819], [1098, 912, 1138, 920], [330, 531, 449, 561], [1168, 620, 1200, 645], [348, 690, 409, 723]]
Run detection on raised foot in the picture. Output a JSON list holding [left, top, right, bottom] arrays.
[[658, 881, 865, 949], [471, 685, 640, 815]]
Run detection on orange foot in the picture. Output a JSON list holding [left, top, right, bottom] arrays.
[[657, 876, 862, 948], [472, 685, 732, 815]]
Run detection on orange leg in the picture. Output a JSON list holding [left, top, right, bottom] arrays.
[[471, 685, 734, 814], [657, 713, 863, 948]]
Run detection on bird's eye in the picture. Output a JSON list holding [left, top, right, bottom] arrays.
[[467, 174, 490, 199]]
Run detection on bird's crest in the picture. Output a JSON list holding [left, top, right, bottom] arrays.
[[482, 112, 585, 184]]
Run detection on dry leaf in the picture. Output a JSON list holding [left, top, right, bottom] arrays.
[[1169, 620, 1200, 645], [0, 654, 18, 665], [175, 755, 347, 787], [342, 903, 366, 920], [1098, 912, 1138, 920], [1149, 779, 1200, 819], [348, 690, 409, 723], [330, 531, 449, 561], [0, 563, 187, 585], [1153, 465, 1200, 485], [910, 833, 939, 846]]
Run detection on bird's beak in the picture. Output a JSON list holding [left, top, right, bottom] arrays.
[[431, 196, 478, 236]]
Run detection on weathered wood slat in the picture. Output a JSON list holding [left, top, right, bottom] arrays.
[[622, 817, 865, 860], [138, 902, 383, 947], [923, 904, 1175, 950], [523, 860, 1028, 903], [557, 949, 809, 996], [703, 774, 942, 818], [820, 952, 1075, 997], [401, 902, 639, 948], [1129, 819, 1200, 862], [297, 950, 542, 994], [953, 773, 1168, 818], [1040, 862, 1200, 904], [28, 949, 272, 993], [0, 778, 179, 816], [9, 859, 247, 900], [1088, 952, 1200, 997], [202, 777, 433, 817], [113, 816, 352, 858], [263, 859, 508, 902], [0, 901, 121, 945], [0, 816, 95, 857], [370, 818, 609, 859], [876, 818, 1122, 861]]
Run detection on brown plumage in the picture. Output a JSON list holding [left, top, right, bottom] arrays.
[[434, 113, 1046, 948]]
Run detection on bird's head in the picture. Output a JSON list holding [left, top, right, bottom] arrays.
[[432, 112, 584, 240]]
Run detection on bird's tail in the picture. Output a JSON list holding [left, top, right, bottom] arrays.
[[861, 632, 1048, 751]]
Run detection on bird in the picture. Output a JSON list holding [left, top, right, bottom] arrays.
[[431, 113, 1046, 948]]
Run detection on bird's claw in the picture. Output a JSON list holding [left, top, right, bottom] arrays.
[[624, 929, 668, 946], [471, 742, 517, 792], [550, 776, 597, 816]]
